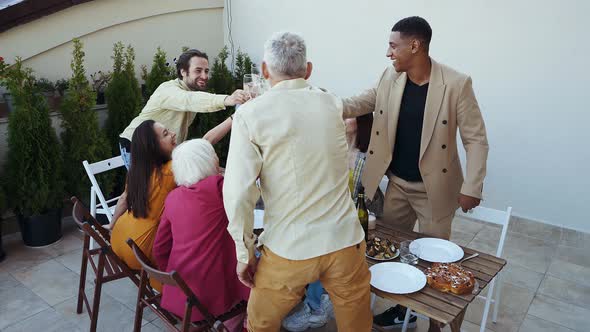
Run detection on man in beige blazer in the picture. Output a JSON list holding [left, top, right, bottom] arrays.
[[343, 16, 488, 331]]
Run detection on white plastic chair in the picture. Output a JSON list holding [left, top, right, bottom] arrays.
[[395, 206, 512, 332], [82, 156, 125, 248], [455, 205, 512, 331]]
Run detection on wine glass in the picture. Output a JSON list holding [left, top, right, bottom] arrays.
[[243, 74, 259, 99], [250, 63, 270, 96]]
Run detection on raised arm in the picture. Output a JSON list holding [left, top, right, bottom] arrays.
[[157, 84, 248, 113], [342, 87, 377, 119], [203, 116, 233, 145]]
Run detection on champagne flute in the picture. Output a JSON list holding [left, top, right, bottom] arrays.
[[243, 74, 258, 99], [250, 63, 270, 96]]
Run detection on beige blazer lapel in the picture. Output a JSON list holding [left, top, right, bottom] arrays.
[[420, 59, 446, 161], [387, 72, 407, 150]]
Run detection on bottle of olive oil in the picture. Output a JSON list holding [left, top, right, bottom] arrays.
[[357, 187, 369, 241]]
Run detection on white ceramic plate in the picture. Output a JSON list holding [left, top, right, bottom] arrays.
[[410, 238, 464, 263], [370, 262, 426, 294], [366, 249, 400, 261]]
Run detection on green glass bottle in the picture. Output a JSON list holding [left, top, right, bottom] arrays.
[[357, 187, 369, 242]]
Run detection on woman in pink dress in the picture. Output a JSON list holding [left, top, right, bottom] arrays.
[[153, 139, 249, 331]]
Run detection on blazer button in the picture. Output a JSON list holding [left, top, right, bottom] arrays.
[[442, 120, 448, 125], [380, 110, 383, 114], [442, 144, 447, 149], [369, 150, 374, 155], [376, 131, 380, 135], [442, 168, 447, 173]]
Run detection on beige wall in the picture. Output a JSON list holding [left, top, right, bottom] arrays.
[[0, 0, 225, 81]]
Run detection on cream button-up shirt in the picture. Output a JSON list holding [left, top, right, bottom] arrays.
[[120, 79, 228, 143], [223, 78, 364, 264]]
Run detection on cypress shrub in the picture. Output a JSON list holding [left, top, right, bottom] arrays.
[[0, 58, 64, 216], [60, 39, 113, 201], [144, 47, 174, 100], [105, 42, 141, 154]]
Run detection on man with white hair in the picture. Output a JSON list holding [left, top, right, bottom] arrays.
[[224, 32, 372, 331]]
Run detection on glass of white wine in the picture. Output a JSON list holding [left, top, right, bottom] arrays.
[[243, 74, 260, 99]]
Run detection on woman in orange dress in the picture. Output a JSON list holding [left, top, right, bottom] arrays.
[[109, 119, 177, 271]]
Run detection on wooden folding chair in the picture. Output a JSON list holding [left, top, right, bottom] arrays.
[[126, 238, 247, 332], [70, 196, 142, 332]]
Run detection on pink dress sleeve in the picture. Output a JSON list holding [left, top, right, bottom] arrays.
[[153, 206, 173, 271]]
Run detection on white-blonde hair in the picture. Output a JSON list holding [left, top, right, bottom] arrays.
[[263, 31, 307, 78], [171, 139, 218, 187]]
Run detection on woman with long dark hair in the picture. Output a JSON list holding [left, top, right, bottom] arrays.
[[110, 119, 177, 270]]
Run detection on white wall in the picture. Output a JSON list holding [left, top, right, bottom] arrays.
[[225, 0, 590, 232]]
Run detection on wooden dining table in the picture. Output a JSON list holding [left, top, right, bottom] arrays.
[[368, 219, 506, 332]]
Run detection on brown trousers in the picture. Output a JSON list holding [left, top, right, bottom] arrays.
[[382, 175, 455, 240]]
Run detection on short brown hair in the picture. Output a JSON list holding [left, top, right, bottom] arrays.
[[176, 49, 208, 79]]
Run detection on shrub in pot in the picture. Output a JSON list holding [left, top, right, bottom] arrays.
[[105, 42, 141, 155], [0, 58, 64, 247], [143, 46, 176, 101], [60, 39, 114, 203]]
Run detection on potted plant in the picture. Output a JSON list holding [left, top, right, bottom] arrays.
[[60, 39, 114, 203], [144, 47, 175, 100], [0, 58, 64, 247], [105, 42, 141, 154], [1, 57, 14, 115], [90, 71, 111, 105]]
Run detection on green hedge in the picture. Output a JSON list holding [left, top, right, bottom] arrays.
[[60, 39, 114, 202], [1, 58, 64, 216]]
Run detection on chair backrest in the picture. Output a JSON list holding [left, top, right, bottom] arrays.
[[125, 238, 222, 330], [82, 155, 125, 221], [456, 206, 512, 257], [71, 196, 112, 244], [71, 196, 140, 279]]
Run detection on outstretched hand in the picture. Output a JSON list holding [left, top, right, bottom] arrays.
[[224, 90, 250, 106]]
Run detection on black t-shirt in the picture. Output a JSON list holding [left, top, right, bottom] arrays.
[[389, 79, 429, 182]]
